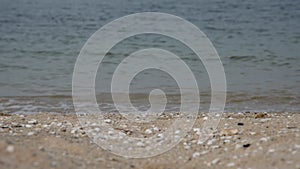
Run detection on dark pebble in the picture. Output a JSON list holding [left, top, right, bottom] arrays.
[[243, 143, 251, 148], [237, 122, 244, 126]]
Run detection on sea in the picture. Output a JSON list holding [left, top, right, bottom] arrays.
[[0, 0, 300, 114]]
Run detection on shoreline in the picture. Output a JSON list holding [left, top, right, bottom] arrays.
[[0, 112, 299, 169]]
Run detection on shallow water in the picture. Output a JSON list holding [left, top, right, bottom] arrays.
[[0, 0, 300, 113]]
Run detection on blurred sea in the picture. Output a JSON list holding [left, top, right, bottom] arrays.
[[0, 0, 300, 113]]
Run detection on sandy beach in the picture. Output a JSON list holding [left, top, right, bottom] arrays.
[[0, 112, 299, 169]]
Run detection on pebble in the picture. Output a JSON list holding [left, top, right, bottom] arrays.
[[207, 138, 217, 145], [249, 132, 256, 135], [211, 158, 220, 165], [192, 152, 200, 158], [27, 132, 35, 136], [260, 137, 269, 142], [224, 139, 231, 143], [50, 122, 57, 126], [25, 124, 32, 128], [42, 124, 49, 128], [175, 130, 181, 134], [145, 129, 152, 134], [243, 143, 251, 148], [227, 162, 235, 167], [6, 145, 14, 153], [268, 149, 275, 153], [153, 127, 159, 131], [197, 140, 204, 145], [104, 119, 112, 123], [28, 119, 38, 124], [193, 128, 201, 135], [222, 129, 239, 136]]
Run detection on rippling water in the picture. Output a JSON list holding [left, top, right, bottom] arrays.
[[0, 0, 300, 113]]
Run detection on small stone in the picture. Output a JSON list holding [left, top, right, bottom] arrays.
[[211, 158, 220, 165], [243, 143, 251, 148], [237, 122, 244, 126], [207, 138, 217, 145], [157, 133, 164, 138], [60, 127, 67, 132], [268, 149, 275, 153], [25, 124, 32, 128], [260, 137, 269, 142], [224, 139, 231, 143], [42, 124, 49, 128], [6, 145, 14, 153], [50, 122, 57, 126], [249, 132, 256, 135], [27, 132, 35, 136], [104, 119, 111, 123], [153, 127, 159, 131], [28, 119, 38, 124], [222, 129, 239, 136], [145, 129, 152, 134], [197, 140, 204, 145], [227, 162, 235, 167], [192, 152, 200, 158]]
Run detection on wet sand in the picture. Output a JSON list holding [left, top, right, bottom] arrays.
[[0, 112, 299, 169]]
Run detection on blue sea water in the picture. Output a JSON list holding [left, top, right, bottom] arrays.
[[0, 0, 299, 113]]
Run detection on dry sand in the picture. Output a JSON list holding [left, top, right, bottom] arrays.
[[0, 112, 299, 169]]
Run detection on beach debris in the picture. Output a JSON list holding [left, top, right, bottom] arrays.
[[6, 145, 14, 153], [255, 113, 266, 118]]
